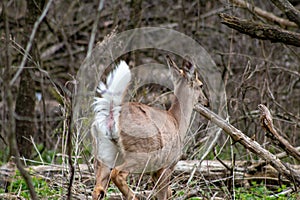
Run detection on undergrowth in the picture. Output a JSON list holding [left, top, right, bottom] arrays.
[[234, 182, 299, 200], [0, 170, 63, 199]]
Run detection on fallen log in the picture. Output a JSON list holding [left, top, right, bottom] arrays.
[[2, 160, 300, 188]]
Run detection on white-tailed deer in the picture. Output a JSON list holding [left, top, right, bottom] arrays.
[[91, 56, 208, 200]]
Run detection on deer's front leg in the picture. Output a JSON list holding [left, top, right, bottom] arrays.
[[111, 169, 137, 200], [152, 168, 173, 200], [92, 159, 111, 200]]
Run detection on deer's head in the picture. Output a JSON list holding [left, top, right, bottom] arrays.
[[166, 55, 209, 107]]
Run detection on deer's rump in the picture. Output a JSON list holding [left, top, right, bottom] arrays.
[[117, 102, 182, 173]]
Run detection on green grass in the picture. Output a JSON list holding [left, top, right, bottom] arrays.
[[1, 170, 63, 199]]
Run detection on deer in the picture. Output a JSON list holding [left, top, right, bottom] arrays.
[[91, 56, 208, 200]]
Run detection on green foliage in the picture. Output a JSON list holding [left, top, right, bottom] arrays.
[[170, 182, 299, 200], [4, 170, 62, 199], [107, 185, 119, 194], [175, 189, 185, 197], [235, 182, 299, 200]]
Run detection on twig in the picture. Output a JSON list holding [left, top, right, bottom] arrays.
[[66, 95, 74, 200], [87, 0, 105, 58], [9, 0, 54, 86], [276, 146, 300, 159], [214, 148, 231, 171], [187, 128, 222, 185], [194, 103, 300, 186], [258, 104, 300, 162], [219, 13, 300, 47], [30, 136, 44, 164]]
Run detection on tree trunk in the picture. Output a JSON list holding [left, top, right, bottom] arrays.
[[15, 69, 36, 158], [15, 0, 45, 158]]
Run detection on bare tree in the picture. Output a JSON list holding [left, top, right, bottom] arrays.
[[14, 0, 45, 158]]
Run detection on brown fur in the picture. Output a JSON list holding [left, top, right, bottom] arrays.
[[92, 58, 208, 200], [119, 102, 178, 153]]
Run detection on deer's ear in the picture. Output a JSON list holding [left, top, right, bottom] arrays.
[[166, 55, 185, 77], [181, 57, 195, 79]]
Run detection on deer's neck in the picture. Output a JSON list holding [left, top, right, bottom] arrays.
[[168, 83, 195, 141]]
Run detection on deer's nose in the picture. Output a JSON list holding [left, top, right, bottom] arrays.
[[203, 99, 209, 107], [200, 97, 209, 107]]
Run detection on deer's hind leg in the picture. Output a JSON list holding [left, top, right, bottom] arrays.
[[92, 159, 111, 200], [111, 169, 138, 200]]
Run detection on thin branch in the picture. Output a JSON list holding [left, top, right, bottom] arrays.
[[64, 76, 78, 200], [9, 0, 54, 86], [66, 103, 74, 200], [87, 0, 105, 58], [270, 0, 300, 27], [230, 0, 297, 27], [258, 104, 300, 162], [276, 146, 300, 159], [219, 13, 300, 47]]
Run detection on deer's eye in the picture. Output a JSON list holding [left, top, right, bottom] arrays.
[[199, 83, 203, 89]]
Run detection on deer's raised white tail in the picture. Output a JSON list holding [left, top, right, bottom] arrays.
[[92, 61, 131, 140]]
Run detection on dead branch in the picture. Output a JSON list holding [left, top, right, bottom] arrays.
[[66, 100, 74, 200], [194, 103, 300, 186], [0, 193, 26, 200], [276, 146, 300, 159], [87, 0, 105, 58], [230, 0, 297, 27], [258, 104, 300, 162], [219, 13, 300, 47], [9, 0, 54, 86], [270, 0, 300, 27]]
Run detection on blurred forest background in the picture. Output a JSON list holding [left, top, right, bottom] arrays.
[[0, 0, 300, 199]]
